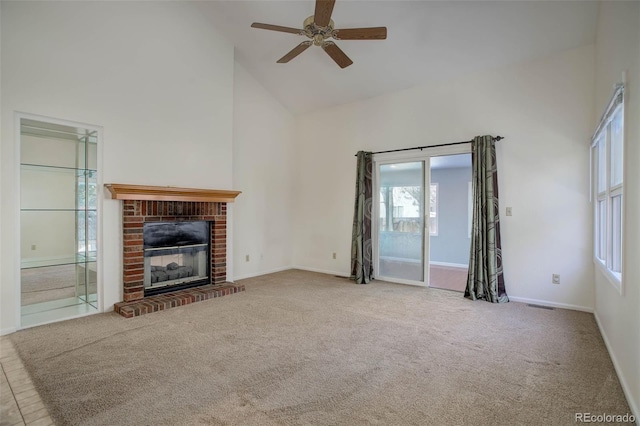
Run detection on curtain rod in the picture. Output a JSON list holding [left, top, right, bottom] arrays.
[[355, 136, 504, 156]]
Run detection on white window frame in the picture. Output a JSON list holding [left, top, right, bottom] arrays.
[[429, 183, 438, 236], [591, 84, 624, 294]]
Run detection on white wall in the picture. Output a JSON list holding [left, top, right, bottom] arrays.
[[593, 1, 640, 417], [232, 62, 294, 280], [294, 44, 596, 311], [1, 2, 234, 333]]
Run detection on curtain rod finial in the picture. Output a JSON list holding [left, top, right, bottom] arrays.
[[495, 136, 504, 141]]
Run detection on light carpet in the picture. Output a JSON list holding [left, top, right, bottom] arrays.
[[8, 270, 632, 425]]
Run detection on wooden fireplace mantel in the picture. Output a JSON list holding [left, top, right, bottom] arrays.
[[105, 184, 241, 203]]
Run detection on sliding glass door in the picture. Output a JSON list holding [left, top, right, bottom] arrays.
[[374, 145, 472, 287], [376, 161, 428, 284]]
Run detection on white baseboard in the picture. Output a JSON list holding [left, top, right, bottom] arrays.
[[430, 261, 468, 269], [594, 312, 639, 423], [291, 265, 349, 278], [508, 296, 594, 313], [1, 327, 17, 336], [232, 266, 293, 282]]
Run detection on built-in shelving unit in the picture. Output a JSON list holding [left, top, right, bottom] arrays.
[[19, 117, 99, 327]]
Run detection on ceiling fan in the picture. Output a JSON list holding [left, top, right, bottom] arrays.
[[251, 0, 387, 69]]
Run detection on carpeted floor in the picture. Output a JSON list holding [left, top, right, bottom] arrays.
[[8, 270, 632, 425]]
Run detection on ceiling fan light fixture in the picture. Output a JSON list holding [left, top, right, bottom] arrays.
[[251, 0, 386, 68]]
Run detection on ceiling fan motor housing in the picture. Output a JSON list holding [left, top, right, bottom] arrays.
[[303, 15, 336, 45]]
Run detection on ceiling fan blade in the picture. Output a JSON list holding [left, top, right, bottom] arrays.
[[314, 0, 336, 27], [322, 41, 353, 68], [277, 41, 312, 63], [333, 27, 387, 40], [251, 23, 303, 35]]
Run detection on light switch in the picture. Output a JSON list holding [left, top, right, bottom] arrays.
[[506, 207, 512, 216]]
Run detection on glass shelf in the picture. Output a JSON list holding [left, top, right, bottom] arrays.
[[20, 163, 97, 173], [21, 208, 97, 212], [21, 128, 97, 170], [20, 164, 97, 211], [21, 253, 97, 269]]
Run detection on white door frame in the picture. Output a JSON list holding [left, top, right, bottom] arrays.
[[372, 143, 472, 287]]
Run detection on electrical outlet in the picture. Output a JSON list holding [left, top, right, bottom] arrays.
[[332, 252, 337, 260], [245, 254, 250, 262], [552, 274, 560, 284], [506, 207, 513, 216], [31, 244, 37, 251]]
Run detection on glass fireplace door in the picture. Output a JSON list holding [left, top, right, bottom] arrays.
[[143, 221, 210, 296]]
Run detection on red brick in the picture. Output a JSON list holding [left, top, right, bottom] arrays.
[[124, 252, 144, 265], [123, 227, 143, 235], [113, 282, 247, 318], [124, 273, 144, 282], [123, 216, 144, 223], [123, 264, 142, 271], [124, 291, 144, 302]]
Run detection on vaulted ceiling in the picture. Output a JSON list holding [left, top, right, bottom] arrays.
[[198, 1, 598, 115]]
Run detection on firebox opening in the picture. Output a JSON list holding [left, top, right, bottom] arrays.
[[143, 221, 210, 296]]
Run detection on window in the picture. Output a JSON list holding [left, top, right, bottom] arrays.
[[429, 183, 438, 236], [592, 84, 624, 291], [379, 185, 422, 233]]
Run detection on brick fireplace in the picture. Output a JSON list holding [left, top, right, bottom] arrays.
[[105, 184, 243, 318], [120, 199, 226, 301]]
